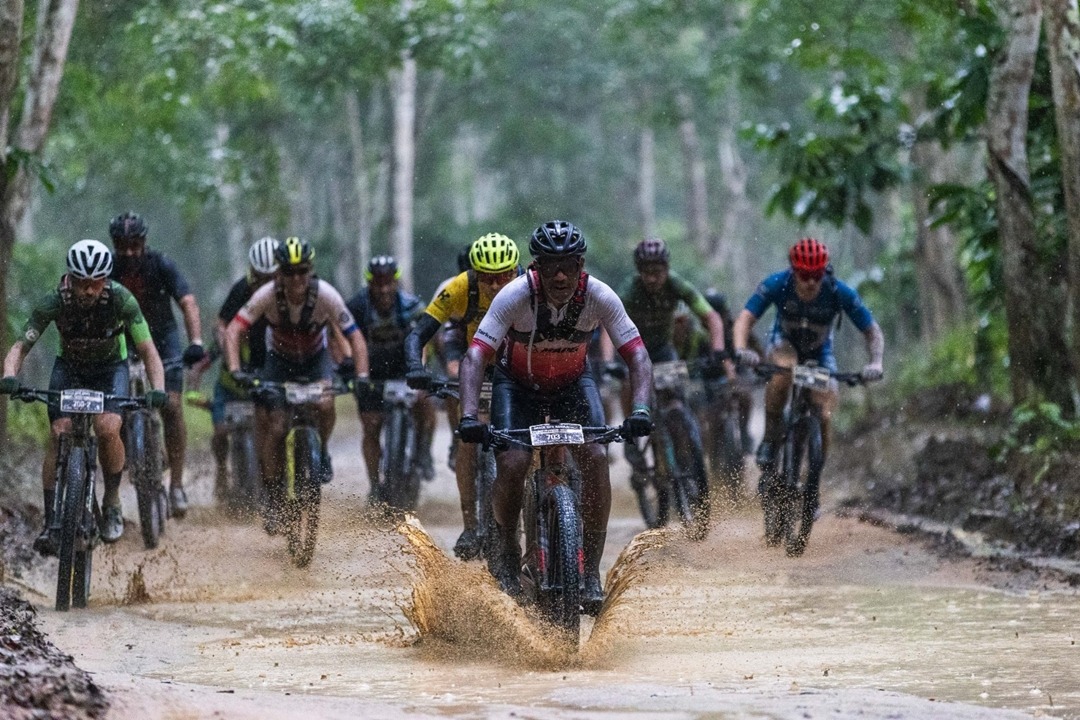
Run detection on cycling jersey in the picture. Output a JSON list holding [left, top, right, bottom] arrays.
[[619, 271, 713, 358], [234, 278, 358, 363], [346, 288, 425, 380], [219, 276, 269, 372], [424, 269, 509, 344], [744, 269, 874, 361], [21, 277, 151, 366], [471, 269, 643, 393], [111, 249, 191, 337]]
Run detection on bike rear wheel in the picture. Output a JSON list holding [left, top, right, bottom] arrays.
[[537, 483, 582, 646], [664, 404, 710, 540], [284, 427, 322, 568], [57, 444, 91, 612], [128, 410, 166, 549], [712, 408, 744, 510]]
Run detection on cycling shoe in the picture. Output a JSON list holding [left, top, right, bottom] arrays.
[[453, 528, 482, 561], [100, 504, 125, 543], [169, 485, 189, 518], [33, 527, 58, 557], [320, 450, 333, 484]]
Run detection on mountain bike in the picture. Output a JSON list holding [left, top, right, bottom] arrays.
[[428, 379, 498, 559], [625, 360, 710, 539], [8, 384, 146, 611], [253, 378, 349, 568], [125, 359, 167, 548], [754, 362, 868, 556], [703, 373, 752, 508], [487, 421, 626, 646], [370, 379, 423, 511], [183, 391, 261, 516]]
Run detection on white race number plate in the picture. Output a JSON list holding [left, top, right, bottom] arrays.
[[284, 382, 325, 404], [529, 422, 585, 447], [792, 364, 832, 391], [60, 389, 105, 414], [383, 379, 418, 404]]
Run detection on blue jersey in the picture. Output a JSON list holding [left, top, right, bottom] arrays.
[[744, 269, 874, 365]]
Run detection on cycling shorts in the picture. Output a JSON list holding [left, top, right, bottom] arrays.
[[47, 357, 130, 423], [490, 367, 604, 440], [154, 328, 184, 393], [767, 337, 838, 374]]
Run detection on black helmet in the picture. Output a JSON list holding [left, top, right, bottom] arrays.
[[109, 212, 148, 241], [634, 238, 670, 266], [275, 236, 315, 268], [365, 255, 400, 281], [529, 220, 586, 257]]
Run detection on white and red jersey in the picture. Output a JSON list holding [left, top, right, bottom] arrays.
[[471, 269, 643, 392], [234, 278, 358, 362]]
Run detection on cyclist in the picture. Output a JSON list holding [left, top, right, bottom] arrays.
[[223, 237, 369, 532], [345, 255, 433, 498], [404, 233, 522, 560], [0, 240, 167, 552], [732, 237, 884, 471], [196, 237, 278, 499], [456, 220, 653, 611], [108, 212, 204, 518], [702, 289, 761, 457]]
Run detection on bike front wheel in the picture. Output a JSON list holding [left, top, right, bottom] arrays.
[[537, 483, 582, 646], [230, 425, 262, 516], [128, 410, 166, 549], [664, 404, 710, 540], [786, 415, 824, 557], [56, 444, 92, 611], [381, 406, 419, 511], [284, 427, 322, 568]]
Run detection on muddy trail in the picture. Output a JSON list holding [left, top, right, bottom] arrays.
[[3, 409, 1079, 719]]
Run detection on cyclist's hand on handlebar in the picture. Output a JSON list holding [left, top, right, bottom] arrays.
[[336, 357, 356, 383], [701, 350, 729, 379], [352, 374, 378, 403], [603, 362, 627, 381], [621, 408, 654, 438], [145, 389, 168, 409], [230, 370, 257, 389], [405, 366, 432, 390], [861, 363, 884, 383], [735, 348, 760, 368], [456, 415, 489, 444], [182, 343, 207, 368], [0, 376, 19, 394]]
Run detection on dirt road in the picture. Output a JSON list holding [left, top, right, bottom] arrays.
[[8, 411, 1079, 719]]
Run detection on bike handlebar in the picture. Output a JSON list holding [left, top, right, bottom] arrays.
[[486, 425, 627, 451], [6, 385, 147, 410], [752, 362, 873, 387]]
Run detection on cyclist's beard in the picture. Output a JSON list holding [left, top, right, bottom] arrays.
[[113, 254, 145, 276]]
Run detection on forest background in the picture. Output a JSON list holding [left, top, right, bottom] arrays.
[[2, 0, 1080, 461]]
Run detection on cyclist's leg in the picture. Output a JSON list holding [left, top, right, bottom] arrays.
[[758, 341, 796, 469], [412, 391, 437, 480], [210, 380, 231, 494], [487, 371, 530, 595], [453, 403, 481, 558], [158, 352, 188, 514], [810, 351, 840, 464]]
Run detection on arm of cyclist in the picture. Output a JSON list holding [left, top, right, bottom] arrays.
[[134, 338, 168, 408], [861, 322, 885, 382], [343, 325, 370, 381], [404, 313, 442, 389], [731, 308, 761, 366], [456, 343, 490, 443], [1, 340, 31, 392]]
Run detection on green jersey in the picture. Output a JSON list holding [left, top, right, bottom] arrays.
[[618, 271, 712, 355], [22, 278, 152, 366]]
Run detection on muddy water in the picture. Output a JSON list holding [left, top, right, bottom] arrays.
[[13, 410, 1080, 719]]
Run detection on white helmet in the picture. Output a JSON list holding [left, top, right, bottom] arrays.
[[248, 236, 279, 275], [67, 239, 113, 280]]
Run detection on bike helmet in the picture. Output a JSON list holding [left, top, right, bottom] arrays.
[[789, 237, 829, 275], [275, 236, 315, 268], [67, 239, 114, 280], [634, 238, 670, 266], [365, 255, 400, 281], [248, 236, 279, 275], [469, 233, 520, 274], [529, 220, 586, 257], [109, 211, 148, 241]]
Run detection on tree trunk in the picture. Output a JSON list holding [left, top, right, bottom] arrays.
[[212, 123, 247, 280], [713, 122, 751, 284], [987, 0, 1072, 409], [638, 127, 657, 241], [344, 91, 373, 277], [676, 92, 710, 254], [911, 138, 967, 343], [1044, 0, 1080, 393], [0, 0, 79, 444], [391, 21, 417, 291]]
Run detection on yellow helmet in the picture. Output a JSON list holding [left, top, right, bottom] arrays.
[[275, 236, 315, 268], [469, 233, 520, 274]]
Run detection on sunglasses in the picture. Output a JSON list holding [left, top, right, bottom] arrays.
[[535, 256, 582, 279], [280, 265, 312, 277], [795, 269, 825, 282]]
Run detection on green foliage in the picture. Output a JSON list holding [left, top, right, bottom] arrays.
[[888, 319, 1009, 403], [995, 401, 1080, 483]]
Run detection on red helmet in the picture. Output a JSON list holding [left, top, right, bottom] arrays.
[[789, 237, 829, 275]]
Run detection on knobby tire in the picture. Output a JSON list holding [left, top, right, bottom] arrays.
[[664, 404, 710, 540], [382, 406, 419, 511], [230, 426, 261, 515], [285, 427, 322, 568], [56, 444, 90, 612], [786, 415, 824, 557], [626, 439, 662, 529], [128, 410, 165, 549], [540, 483, 582, 646]]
